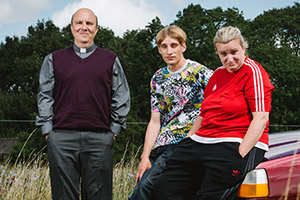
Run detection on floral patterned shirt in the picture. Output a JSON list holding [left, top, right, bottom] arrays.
[[151, 59, 213, 148]]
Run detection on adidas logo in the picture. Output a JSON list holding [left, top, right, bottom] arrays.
[[232, 170, 240, 176], [212, 84, 217, 91]]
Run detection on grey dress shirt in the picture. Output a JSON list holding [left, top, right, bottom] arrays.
[[36, 44, 130, 137]]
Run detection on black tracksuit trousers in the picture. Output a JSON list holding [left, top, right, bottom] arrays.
[[153, 138, 265, 200]]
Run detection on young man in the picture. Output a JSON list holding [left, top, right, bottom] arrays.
[[36, 8, 130, 200], [129, 25, 213, 200]]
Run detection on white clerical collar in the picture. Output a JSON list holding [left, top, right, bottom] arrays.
[[80, 48, 87, 53], [73, 43, 96, 54]]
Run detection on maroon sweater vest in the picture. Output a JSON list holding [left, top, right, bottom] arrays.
[[52, 46, 116, 131]]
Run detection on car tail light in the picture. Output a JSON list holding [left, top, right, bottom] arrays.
[[237, 168, 269, 198]]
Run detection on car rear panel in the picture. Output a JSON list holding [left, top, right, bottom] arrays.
[[257, 154, 300, 198]]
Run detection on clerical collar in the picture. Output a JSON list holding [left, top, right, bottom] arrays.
[[73, 44, 96, 54]]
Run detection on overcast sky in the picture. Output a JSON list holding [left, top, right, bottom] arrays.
[[0, 0, 298, 42]]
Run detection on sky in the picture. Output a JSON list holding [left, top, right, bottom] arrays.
[[0, 0, 298, 43]]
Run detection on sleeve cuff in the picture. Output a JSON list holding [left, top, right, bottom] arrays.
[[110, 122, 122, 137], [41, 123, 53, 136]]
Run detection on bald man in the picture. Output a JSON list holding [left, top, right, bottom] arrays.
[[36, 8, 130, 200]]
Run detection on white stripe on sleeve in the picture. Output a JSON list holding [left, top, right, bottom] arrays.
[[244, 58, 265, 112]]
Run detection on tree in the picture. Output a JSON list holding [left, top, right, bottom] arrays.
[[248, 2, 300, 132], [0, 89, 35, 138], [120, 17, 164, 120], [113, 18, 164, 161], [174, 4, 250, 69], [249, 46, 300, 132], [0, 3, 299, 162], [250, 3, 300, 56], [0, 20, 68, 140]]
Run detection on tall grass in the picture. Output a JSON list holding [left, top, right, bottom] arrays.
[[0, 153, 50, 199], [112, 145, 140, 199], [2, 140, 299, 199], [0, 145, 139, 200]]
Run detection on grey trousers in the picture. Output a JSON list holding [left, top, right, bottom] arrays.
[[47, 129, 114, 200]]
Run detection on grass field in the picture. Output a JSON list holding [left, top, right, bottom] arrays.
[[0, 149, 138, 200], [1, 143, 298, 199]]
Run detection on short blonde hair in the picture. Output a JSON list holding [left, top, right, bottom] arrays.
[[156, 25, 187, 46], [213, 26, 248, 51]]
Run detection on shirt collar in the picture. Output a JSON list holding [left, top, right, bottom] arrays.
[[73, 43, 96, 54]]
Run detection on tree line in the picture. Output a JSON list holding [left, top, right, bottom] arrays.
[[0, 3, 299, 162]]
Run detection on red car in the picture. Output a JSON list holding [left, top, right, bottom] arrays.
[[238, 130, 300, 199]]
